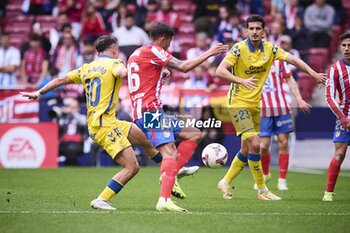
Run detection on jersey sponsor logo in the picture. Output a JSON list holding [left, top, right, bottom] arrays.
[[276, 118, 293, 127], [245, 66, 267, 75], [0, 127, 45, 168]]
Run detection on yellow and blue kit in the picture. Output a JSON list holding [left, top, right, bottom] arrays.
[[67, 55, 132, 158], [224, 38, 290, 140]]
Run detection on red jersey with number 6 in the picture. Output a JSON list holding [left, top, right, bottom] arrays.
[[127, 45, 173, 120]]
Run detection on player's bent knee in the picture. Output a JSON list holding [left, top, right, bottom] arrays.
[[127, 162, 140, 175], [260, 145, 269, 154], [251, 143, 260, 153], [278, 140, 288, 150]]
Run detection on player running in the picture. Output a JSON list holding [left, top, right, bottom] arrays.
[[215, 14, 327, 201], [20, 35, 163, 211], [128, 23, 227, 212], [323, 31, 350, 202]]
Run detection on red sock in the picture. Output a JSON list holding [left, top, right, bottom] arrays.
[[278, 153, 289, 179], [261, 152, 271, 176], [326, 155, 343, 192], [160, 157, 178, 199], [176, 140, 198, 171]]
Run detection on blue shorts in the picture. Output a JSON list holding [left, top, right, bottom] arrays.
[[333, 119, 350, 145], [260, 114, 294, 137], [134, 110, 183, 147]]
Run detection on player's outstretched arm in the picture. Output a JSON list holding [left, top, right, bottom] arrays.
[[20, 75, 73, 100], [215, 60, 258, 89], [286, 75, 311, 114], [167, 43, 228, 73], [284, 54, 327, 84]]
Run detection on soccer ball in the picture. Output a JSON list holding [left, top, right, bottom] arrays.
[[201, 143, 228, 168]]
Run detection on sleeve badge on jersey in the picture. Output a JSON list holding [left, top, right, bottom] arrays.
[[230, 45, 240, 57], [272, 45, 278, 56]]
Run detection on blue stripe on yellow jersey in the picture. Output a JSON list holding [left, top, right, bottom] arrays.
[[67, 55, 124, 127], [224, 38, 290, 107]]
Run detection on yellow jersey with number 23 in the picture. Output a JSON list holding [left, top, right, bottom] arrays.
[[224, 38, 289, 107]]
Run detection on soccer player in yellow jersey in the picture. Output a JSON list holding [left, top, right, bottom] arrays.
[[215, 14, 327, 200], [20, 35, 162, 210]]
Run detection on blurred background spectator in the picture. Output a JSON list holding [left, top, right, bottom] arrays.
[[0, 32, 21, 88], [81, 2, 108, 41], [76, 39, 97, 67], [20, 33, 49, 89], [112, 13, 148, 59], [57, 97, 86, 166], [183, 66, 207, 89], [304, 0, 335, 47], [51, 32, 80, 76]]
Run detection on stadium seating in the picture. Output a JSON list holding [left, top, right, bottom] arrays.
[[172, 1, 195, 14], [4, 3, 22, 18], [307, 48, 330, 73], [329, 25, 343, 56], [297, 72, 315, 101], [178, 22, 195, 34]]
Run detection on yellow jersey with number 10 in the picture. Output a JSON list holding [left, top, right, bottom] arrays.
[[224, 38, 289, 107], [67, 55, 124, 127]]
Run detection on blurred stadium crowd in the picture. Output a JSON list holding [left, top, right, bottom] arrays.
[[0, 0, 349, 166]]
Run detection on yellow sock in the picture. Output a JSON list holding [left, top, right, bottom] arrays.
[[223, 151, 247, 184], [99, 179, 124, 201], [99, 186, 116, 201], [248, 153, 265, 189]]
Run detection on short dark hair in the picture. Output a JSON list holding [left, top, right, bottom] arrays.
[[94, 35, 118, 52], [149, 23, 175, 40], [246, 14, 265, 28], [125, 13, 134, 19], [1, 32, 10, 37], [61, 23, 72, 31], [340, 31, 350, 42], [30, 34, 41, 41]]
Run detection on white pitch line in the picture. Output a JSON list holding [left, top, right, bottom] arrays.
[[0, 210, 349, 216], [289, 168, 350, 177]]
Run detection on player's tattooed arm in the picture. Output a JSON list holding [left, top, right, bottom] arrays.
[[167, 43, 228, 73], [167, 57, 183, 71]]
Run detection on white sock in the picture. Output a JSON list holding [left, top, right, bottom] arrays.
[[258, 187, 268, 194]]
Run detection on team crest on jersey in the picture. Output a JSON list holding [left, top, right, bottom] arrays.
[[335, 131, 341, 138], [163, 130, 171, 138]]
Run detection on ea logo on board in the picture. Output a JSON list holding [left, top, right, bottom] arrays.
[[0, 127, 46, 168]]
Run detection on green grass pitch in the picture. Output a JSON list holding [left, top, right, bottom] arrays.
[[1, 167, 349, 233]]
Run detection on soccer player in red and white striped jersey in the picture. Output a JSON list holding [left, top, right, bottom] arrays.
[[323, 31, 350, 201], [259, 59, 311, 191], [128, 23, 227, 211]]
